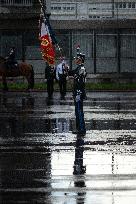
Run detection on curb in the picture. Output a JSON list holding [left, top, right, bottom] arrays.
[[1, 89, 136, 92]]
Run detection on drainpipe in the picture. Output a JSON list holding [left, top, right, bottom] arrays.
[[112, 0, 114, 18]]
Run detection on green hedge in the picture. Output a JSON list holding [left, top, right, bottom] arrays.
[[0, 82, 136, 90]]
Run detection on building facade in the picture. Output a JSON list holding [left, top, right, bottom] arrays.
[[0, 0, 136, 81], [51, 0, 136, 20]]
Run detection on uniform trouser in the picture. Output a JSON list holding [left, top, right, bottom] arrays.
[[47, 79, 54, 97], [59, 76, 67, 97], [74, 96, 86, 134]]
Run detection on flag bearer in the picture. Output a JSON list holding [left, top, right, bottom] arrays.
[[45, 63, 55, 99]]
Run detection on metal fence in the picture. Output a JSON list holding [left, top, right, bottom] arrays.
[[0, 29, 136, 78]]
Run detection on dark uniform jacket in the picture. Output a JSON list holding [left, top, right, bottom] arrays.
[[45, 65, 55, 81], [69, 64, 87, 99]]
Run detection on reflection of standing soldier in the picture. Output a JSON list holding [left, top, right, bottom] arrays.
[[73, 134, 86, 177], [56, 58, 69, 100], [69, 48, 87, 135], [45, 63, 55, 99], [73, 134, 86, 204]]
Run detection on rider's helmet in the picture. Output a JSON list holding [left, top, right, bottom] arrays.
[[9, 47, 15, 54]]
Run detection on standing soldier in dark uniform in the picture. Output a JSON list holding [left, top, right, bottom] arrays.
[[45, 63, 55, 99], [6, 47, 18, 69], [69, 47, 87, 135], [56, 58, 69, 100]]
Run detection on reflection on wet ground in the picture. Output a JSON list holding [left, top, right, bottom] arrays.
[[0, 91, 136, 204]]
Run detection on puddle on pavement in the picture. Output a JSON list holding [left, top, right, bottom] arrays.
[[0, 92, 136, 203]]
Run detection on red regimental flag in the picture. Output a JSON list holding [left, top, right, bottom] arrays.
[[40, 35, 50, 50], [39, 21, 55, 65]]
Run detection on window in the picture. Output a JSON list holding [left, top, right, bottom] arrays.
[[24, 30, 41, 60], [128, 2, 131, 8], [64, 7, 70, 10], [123, 3, 126, 8], [1, 0, 33, 6], [119, 3, 123, 8], [63, 6, 75, 11], [1, 32, 22, 59], [89, 15, 100, 19], [115, 2, 131, 9], [132, 2, 135, 8], [51, 6, 61, 10], [128, 2, 135, 8]]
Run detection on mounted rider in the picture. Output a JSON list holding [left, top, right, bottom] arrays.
[[6, 47, 18, 69]]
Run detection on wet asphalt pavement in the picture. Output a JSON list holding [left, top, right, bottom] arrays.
[[0, 91, 136, 204]]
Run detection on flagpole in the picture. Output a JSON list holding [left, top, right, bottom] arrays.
[[38, 0, 46, 20], [38, 0, 64, 58], [38, 0, 46, 10]]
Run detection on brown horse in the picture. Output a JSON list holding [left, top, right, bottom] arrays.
[[0, 56, 34, 91]]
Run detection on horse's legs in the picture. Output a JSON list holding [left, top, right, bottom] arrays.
[[25, 68, 34, 91], [26, 75, 32, 91], [2, 76, 8, 91]]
